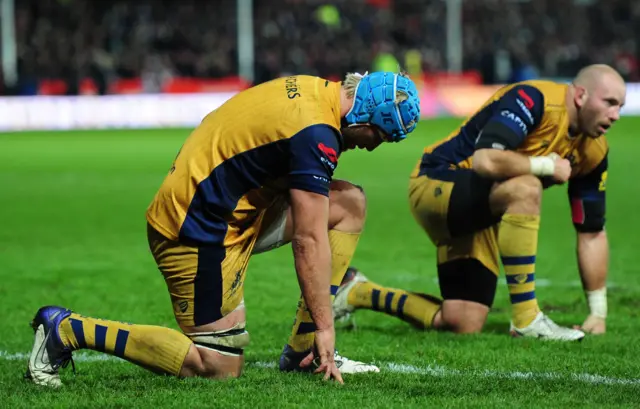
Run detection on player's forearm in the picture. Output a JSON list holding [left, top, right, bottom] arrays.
[[292, 234, 333, 331], [577, 230, 609, 317], [472, 149, 535, 179], [577, 230, 608, 290]]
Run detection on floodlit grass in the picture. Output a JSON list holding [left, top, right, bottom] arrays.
[[1, 120, 639, 407]]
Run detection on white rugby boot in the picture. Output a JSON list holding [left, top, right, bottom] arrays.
[[510, 311, 585, 341], [333, 266, 369, 324], [24, 306, 76, 387]]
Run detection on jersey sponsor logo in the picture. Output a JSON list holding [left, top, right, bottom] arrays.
[[517, 89, 535, 109], [492, 142, 506, 150], [501, 110, 528, 134], [516, 98, 534, 124], [313, 175, 330, 183], [285, 76, 301, 99], [318, 143, 338, 163]]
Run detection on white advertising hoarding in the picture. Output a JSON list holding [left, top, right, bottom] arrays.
[[0, 87, 638, 131]]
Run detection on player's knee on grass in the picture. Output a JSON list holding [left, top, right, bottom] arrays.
[[437, 258, 496, 333], [440, 300, 489, 334], [179, 308, 250, 379], [490, 174, 543, 215], [329, 180, 367, 233], [180, 344, 244, 379]]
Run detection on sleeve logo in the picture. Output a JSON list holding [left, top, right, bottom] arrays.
[[318, 143, 338, 163], [501, 110, 528, 134], [517, 89, 535, 109]]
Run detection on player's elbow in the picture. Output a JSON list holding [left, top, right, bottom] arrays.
[[472, 149, 498, 178]]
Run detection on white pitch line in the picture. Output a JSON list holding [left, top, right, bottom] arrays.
[[427, 277, 622, 289], [3, 351, 639, 386]]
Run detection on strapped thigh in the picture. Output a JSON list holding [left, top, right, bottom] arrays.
[[186, 320, 250, 357]]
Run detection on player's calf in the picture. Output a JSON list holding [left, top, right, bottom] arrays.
[[491, 175, 544, 329]]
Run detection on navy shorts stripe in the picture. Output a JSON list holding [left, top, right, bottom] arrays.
[[297, 322, 316, 335], [194, 244, 226, 326]]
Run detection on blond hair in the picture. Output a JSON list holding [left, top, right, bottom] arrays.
[[343, 72, 409, 103]]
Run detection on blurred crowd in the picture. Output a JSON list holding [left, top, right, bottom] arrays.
[[4, 0, 640, 94]]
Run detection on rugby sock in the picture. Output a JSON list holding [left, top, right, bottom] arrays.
[[58, 313, 191, 376], [499, 213, 541, 328], [287, 230, 360, 353], [348, 281, 442, 329]]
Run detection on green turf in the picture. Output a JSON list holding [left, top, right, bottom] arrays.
[[1, 119, 640, 407]]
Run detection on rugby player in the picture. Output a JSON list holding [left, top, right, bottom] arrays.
[[333, 64, 624, 340], [25, 71, 421, 387]]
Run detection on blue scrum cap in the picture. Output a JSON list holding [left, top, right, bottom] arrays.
[[344, 71, 421, 142]]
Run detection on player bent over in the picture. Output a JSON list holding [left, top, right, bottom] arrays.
[[25, 71, 421, 387], [333, 64, 623, 340]]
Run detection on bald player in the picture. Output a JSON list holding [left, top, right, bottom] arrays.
[[25, 71, 421, 387], [333, 65, 624, 340]]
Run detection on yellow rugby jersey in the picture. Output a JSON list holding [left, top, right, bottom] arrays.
[[415, 80, 608, 232], [146, 75, 343, 245]]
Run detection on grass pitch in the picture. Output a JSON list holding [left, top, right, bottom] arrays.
[[1, 119, 640, 407]]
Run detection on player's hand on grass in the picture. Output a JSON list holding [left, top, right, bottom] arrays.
[[575, 314, 606, 335], [300, 327, 343, 384]]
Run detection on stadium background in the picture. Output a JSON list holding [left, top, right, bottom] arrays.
[[2, 0, 640, 128], [2, 0, 640, 407]]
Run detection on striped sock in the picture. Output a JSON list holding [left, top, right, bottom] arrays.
[[499, 213, 541, 328], [348, 281, 442, 329], [286, 230, 360, 352], [59, 313, 191, 376]]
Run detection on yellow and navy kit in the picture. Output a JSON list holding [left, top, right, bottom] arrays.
[[146, 75, 343, 247], [414, 80, 608, 232]]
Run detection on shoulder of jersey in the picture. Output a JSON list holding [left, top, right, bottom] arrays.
[[282, 75, 341, 132], [518, 80, 567, 108], [584, 134, 609, 154]]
